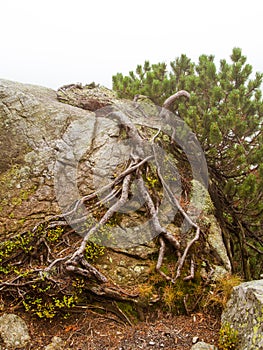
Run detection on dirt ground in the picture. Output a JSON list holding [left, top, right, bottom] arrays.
[[13, 309, 220, 350]]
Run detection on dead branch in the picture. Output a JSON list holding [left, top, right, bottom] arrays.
[[113, 301, 133, 326], [156, 236, 174, 282], [45, 257, 68, 272], [245, 241, 263, 254], [162, 90, 190, 110], [110, 109, 144, 146], [65, 265, 107, 283], [0, 276, 42, 290], [183, 255, 195, 281]]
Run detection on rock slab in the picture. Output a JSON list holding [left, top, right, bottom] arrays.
[[221, 279, 263, 350]]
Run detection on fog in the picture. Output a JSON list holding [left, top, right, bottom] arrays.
[[1, 0, 262, 89]]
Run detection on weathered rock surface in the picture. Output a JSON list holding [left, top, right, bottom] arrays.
[[0, 79, 95, 235], [221, 279, 263, 349], [0, 313, 31, 348], [96, 242, 157, 286]]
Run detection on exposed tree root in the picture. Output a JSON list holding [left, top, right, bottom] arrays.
[[0, 90, 204, 316]]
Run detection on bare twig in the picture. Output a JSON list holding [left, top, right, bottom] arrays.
[[45, 257, 68, 272], [245, 241, 263, 254], [156, 236, 174, 282], [183, 255, 195, 281], [113, 301, 133, 326]]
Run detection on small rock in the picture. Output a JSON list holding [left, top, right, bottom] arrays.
[[0, 313, 31, 349], [192, 336, 199, 344], [191, 341, 218, 350], [44, 336, 65, 350], [149, 340, 156, 346]]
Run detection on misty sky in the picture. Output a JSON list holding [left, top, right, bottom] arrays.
[[1, 0, 262, 89]]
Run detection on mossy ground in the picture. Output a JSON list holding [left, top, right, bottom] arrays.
[[0, 223, 108, 319]]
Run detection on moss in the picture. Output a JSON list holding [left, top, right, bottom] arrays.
[[0, 160, 37, 229], [0, 167, 38, 234], [138, 284, 155, 303], [0, 165, 21, 190], [8, 185, 37, 207], [147, 258, 207, 315], [1, 165, 32, 200], [161, 277, 204, 314], [116, 301, 138, 322]]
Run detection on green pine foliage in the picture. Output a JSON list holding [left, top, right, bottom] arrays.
[[112, 48, 263, 279]]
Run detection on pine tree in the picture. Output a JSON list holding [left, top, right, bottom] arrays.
[[112, 48, 263, 279]]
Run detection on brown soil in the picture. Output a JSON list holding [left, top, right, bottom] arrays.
[[11, 309, 220, 349]]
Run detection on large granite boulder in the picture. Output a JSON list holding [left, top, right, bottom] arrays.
[[0, 79, 230, 289], [221, 279, 263, 349]]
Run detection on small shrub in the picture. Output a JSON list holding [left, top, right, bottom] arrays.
[[23, 294, 78, 319], [204, 274, 242, 313], [163, 283, 183, 312], [84, 242, 105, 262], [218, 322, 239, 349], [0, 231, 35, 273], [46, 227, 64, 242]]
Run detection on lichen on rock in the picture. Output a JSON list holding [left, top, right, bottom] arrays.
[[221, 279, 263, 349]]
